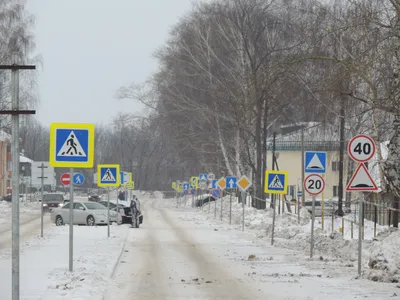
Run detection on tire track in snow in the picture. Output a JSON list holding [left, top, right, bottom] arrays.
[[0, 213, 52, 249], [156, 203, 260, 300]]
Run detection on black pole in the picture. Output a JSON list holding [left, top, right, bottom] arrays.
[[270, 132, 276, 208]]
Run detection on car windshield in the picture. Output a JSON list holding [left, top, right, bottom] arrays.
[[100, 202, 116, 208], [43, 194, 63, 202], [84, 202, 107, 210]]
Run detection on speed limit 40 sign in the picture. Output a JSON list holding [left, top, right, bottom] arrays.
[[304, 174, 325, 195], [348, 134, 376, 162]]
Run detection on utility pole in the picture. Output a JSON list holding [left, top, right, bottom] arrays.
[[271, 132, 277, 244], [270, 132, 276, 208], [0, 53, 36, 300], [38, 163, 48, 237], [301, 125, 305, 208], [338, 96, 345, 216]]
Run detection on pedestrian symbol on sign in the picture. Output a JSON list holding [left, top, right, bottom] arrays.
[[102, 169, 116, 181], [269, 175, 283, 188], [57, 131, 86, 157]]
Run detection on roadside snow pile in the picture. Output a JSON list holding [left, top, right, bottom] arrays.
[[42, 225, 128, 299], [365, 228, 400, 283], [153, 191, 163, 198], [0, 201, 40, 224], [198, 196, 400, 281]]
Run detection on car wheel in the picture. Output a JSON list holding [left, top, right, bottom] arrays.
[[86, 215, 95, 226], [55, 215, 63, 226]]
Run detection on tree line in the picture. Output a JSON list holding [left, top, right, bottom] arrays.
[[12, 1, 400, 217]]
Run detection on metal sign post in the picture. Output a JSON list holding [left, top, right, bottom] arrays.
[[271, 194, 277, 245], [49, 122, 95, 275], [220, 193, 223, 221], [358, 197, 364, 275], [116, 187, 119, 220], [229, 192, 232, 225], [346, 134, 378, 276], [310, 196, 316, 257], [304, 174, 325, 258], [38, 163, 48, 237], [242, 191, 246, 231], [69, 168, 74, 272], [107, 187, 110, 237]]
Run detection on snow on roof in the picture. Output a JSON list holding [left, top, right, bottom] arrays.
[[0, 130, 10, 142], [272, 122, 340, 142], [20, 155, 33, 163], [369, 141, 389, 192]]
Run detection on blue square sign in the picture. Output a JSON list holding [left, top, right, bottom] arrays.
[[305, 151, 327, 174], [211, 180, 217, 189], [226, 176, 237, 189], [264, 170, 288, 194], [55, 129, 89, 163], [97, 164, 120, 187]]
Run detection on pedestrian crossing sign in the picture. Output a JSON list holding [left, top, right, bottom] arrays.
[[264, 170, 288, 194], [97, 164, 120, 187], [49, 123, 95, 168]]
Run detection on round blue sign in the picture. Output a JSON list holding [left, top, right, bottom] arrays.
[[190, 188, 196, 195], [183, 189, 189, 195], [73, 173, 85, 185]]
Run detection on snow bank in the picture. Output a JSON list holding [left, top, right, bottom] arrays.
[[0, 224, 129, 299], [366, 228, 400, 282], [0, 201, 40, 225], [193, 195, 398, 283]]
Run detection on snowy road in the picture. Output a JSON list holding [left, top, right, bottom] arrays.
[[0, 211, 51, 250], [105, 197, 399, 300], [105, 198, 265, 300]]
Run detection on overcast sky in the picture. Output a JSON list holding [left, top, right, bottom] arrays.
[[26, 0, 192, 126]]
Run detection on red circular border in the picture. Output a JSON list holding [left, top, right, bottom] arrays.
[[60, 173, 70, 185], [211, 188, 221, 198], [348, 134, 376, 162], [304, 174, 325, 195]]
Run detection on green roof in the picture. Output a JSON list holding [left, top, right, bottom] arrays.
[[267, 141, 348, 152]]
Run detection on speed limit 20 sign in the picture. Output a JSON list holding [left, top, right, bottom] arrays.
[[348, 134, 376, 162], [304, 174, 325, 195]]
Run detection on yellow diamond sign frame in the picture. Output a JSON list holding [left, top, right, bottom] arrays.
[[237, 175, 252, 191], [216, 177, 226, 190], [126, 181, 134, 190]]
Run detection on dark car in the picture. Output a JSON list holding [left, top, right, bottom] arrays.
[[98, 201, 125, 211], [120, 206, 143, 225], [42, 193, 65, 211], [195, 196, 216, 207], [88, 194, 101, 202]]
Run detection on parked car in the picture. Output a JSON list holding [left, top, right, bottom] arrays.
[[42, 193, 65, 212], [51, 201, 120, 226], [119, 206, 143, 225], [88, 194, 101, 202], [98, 200, 124, 211], [2, 194, 24, 202], [195, 196, 216, 207]]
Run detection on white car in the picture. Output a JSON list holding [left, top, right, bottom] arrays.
[[50, 201, 121, 226]]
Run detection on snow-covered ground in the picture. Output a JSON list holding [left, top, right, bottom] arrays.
[[184, 194, 400, 284], [0, 200, 41, 228], [0, 222, 129, 299], [1, 191, 398, 299], [105, 195, 399, 299]]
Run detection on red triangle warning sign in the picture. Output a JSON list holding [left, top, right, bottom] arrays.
[[346, 163, 378, 191]]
